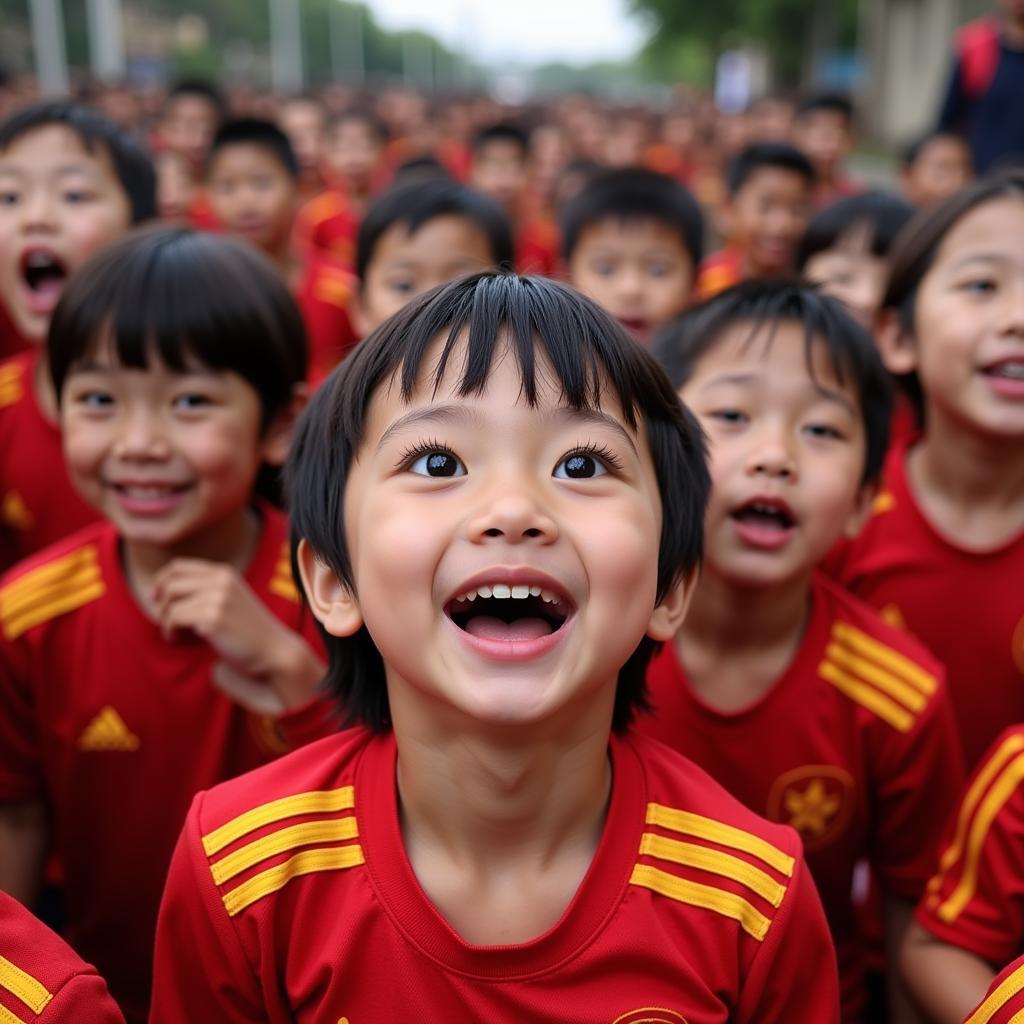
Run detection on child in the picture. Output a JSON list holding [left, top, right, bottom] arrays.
[[793, 93, 862, 208], [278, 94, 327, 201], [901, 725, 1024, 1022], [205, 118, 359, 384], [0, 101, 155, 569], [641, 281, 964, 1022], [693, 142, 816, 301], [0, 889, 125, 1023], [151, 272, 840, 1022], [0, 227, 333, 1024], [827, 170, 1024, 770], [961, 955, 1024, 1024], [797, 190, 917, 330], [562, 167, 704, 345], [901, 131, 973, 208], [354, 178, 513, 334]]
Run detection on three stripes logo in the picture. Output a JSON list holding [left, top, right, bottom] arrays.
[[77, 706, 140, 752]]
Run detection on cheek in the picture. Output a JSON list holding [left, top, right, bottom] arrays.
[[68, 208, 131, 263], [575, 496, 661, 602]]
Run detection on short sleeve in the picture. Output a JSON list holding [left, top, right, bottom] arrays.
[[963, 955, 1024, 1024], [0, 629, 44, 803]]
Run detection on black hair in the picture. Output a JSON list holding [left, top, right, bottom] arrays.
[[48, 225, 307, 430], [796, 91, 856, 126], [355, 179, 514, 282], [164, 78, 227, 119], [329, 108, 388, 142], [286, 271, 710, 733], [560, 167, 705, 266], [727, 142, 816, 196], [902, 130, 970, 170], [651, 279, 891, 485], [471, 122, 530, 159], [392, 155, 451, 184], [207, 118, 300, 180], [0, 101, 156, 223], [797, 190, 917, 269]]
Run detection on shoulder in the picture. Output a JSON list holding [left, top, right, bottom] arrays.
[[0, 352, 34, 414], [302, 255, 357, 309], [964, 955, 1024, 1024], [299, 188, 350, 223]]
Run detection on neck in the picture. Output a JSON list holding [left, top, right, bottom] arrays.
[[1002, 14, 1024, 47], [32, 353, 58, 424], [267, 240, 300, 289]]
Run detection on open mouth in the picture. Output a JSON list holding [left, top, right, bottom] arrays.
[[445, 582, 574, 642], [982, 359, 1024, 381], [21, 249, 68, 299], [730, 498, 796, 533]]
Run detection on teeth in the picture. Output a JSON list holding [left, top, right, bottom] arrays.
[[491, 584, 511, 599], [510, 584, 529, 599], [529, 586, 541, 597], [993, 362, 1024, 379], [541, 590, 556, 603], [477, 585, 492, 598], [26, 252, 56, 269], [452, 584, 566, 605]]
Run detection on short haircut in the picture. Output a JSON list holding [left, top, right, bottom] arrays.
[[164, 78, 227, 119], [0, 101, 156, 223], [286, 272, 710, 733], [560, 167, 705, 266], [392, 155, 450, 184], [727, 142, 816, 196], [797, 190, 917, 269], [651, 279, 892, 485], [329, 108, 388, 142], [355, 179, 514, 282], [796, 91, 856, 126], [207, 118, 299, 180], [902, 130, 969, 169], [48, 225, 307, 430], [471, 121, 530, 159]]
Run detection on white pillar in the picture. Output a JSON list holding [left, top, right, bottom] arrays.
[[270, 0, 304, 93], [330, 1, 364, 84], [29, 0, 69, 95], [87, 0, 126, 82]]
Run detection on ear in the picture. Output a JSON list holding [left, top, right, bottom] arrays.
[[260, 384, 309, 467], [647, 569, 699, 642], [842, 482, 877, 540], [296, 539, 364, 638], [875, 308, 918, 376]]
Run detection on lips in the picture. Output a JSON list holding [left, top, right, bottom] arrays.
[[981, 357, 1024, 398], [729, 496, 797, 550], [107, 480, 193, 516], [19, 248, 68, 315]]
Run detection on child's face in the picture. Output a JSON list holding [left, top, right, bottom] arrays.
[[793, 110, 852, 181], [326, 121, 382, 190], [207, 144, 297, 256], [470, 141, 528, 214], [804, 221, 886, 330], [359, 216, 496, 333], [306, 334, 675, 731], [903, 137, 972, 208], [729, 168, 812, 276], [569, 219, 694, 345], [680, 321, 869, 590], [0, 126, 133, 342], [60, 346, 284, 550], [156, 151, 196, 223], [279, 100, 325, 180], [160, 94, 220, 169], [895, 197, 1024, 440]]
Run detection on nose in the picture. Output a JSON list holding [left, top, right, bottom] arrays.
[[19, 187, 57, 233], [998, 279, 1024, 337], [466, 482, 559, 545], [112, 407, 171, 461], [746, 424, 798, 480]]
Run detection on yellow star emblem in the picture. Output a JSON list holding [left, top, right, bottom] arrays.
[[784, 779, 841, 837]]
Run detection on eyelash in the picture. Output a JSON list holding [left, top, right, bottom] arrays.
[[566, 440, 624, 473], [395, 438, 626, 472], [397, 438, 454, 470]]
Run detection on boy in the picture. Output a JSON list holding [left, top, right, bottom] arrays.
[[693, 143, 815, 301], [151, 272, 840, 1022], [354, 177, 513, 334], [641, 282, 964, 1022], [901, 131, 973, 208], [205, 118, 359, 382], [0, 101, 155, 569], [962, 956, 1024, 1024], [562, 167, 704, 345], [793, 93, 862, 208], [278, 94, 327, 201], [0, 227, 333, 1024]]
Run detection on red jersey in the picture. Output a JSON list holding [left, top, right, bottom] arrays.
[[827, 437, 1024, 768], [0, 300, 29, 362], [635, 574, 964, 1021], [515, 216, 561, 277], [0, 352, 98, 571], [294, 186, 360, 269], [294, 254, 361, 387], [916, 725, 1024, 966], [964, 955, 1024, 1023], [693, 245, 744, 301], [0, 508, 334, 1024], [0, 892, 124, 1024], [152, 729, 839, 1023]]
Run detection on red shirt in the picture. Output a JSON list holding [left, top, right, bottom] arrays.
[[0, 352, 98, 571], [0, 891, 124, 1024], [0, 508, 334, 1024], [827, 438, 1024, 769], [515, 216, 560, 277], [0, 301, 29, 362], [916, 725, 1024, 966], [294, 254, 361, 387], [294, 186, 360, 269], [963, 954, 1024, 1023], [693, 245, 744, 301], [152, 729, 839, 1023], [635, 574, 964, 1022]]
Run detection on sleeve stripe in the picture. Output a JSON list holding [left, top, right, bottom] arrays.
[[639, 833, 786, 907], [824, 641, 928, 712], [202, 786, 355, 856], [223, 844, 365, 916], [646, 803, 794, 876], [0, 955, 52, 1014], [965, 962, 1024, 1024], [0, 562, 102, 621], [832, 621, 937, 694], [210, 816, 358, 884], [629, 864, 771, 941], [819, 660, 914, 732], [937, 752, 1024, 923], [2, 579, 106, 640], [0, 547, 98, 616], [0, 1005, 26, 1024]]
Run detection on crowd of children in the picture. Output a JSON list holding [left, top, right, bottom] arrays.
[[0, 62, 1018, 1024]]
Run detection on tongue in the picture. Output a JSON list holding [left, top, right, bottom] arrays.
[[30, 275, 64, 301], [734, 509, 788, 531], [464, 615, 553, 641]]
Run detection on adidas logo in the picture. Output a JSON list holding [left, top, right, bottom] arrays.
[[77, 706, 140, 752]]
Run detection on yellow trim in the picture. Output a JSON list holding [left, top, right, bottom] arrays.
[[964, 961, 1024, 1024], [223, 844, 364, 916], [211, 816, 358, 884], [645, 803, 794, 876], [0, 362, 23, 380], [0, 1004, 26, 1024], [202, 786, 355, 856], [629, 864, 771, 941], [937, 752, 1024, 923], [1, 562, 103, 623], [3, 579, 106, 640], [831, 621, 937, 695], [0, 386, 22, 410], [0, 955, 52, 1014], [936, 733, 1024, 877], [269, 575, 300, 603], [824, 642, 928, 713], [0, 547, 98, 610], [819, 660, 914, 732], [872, 491, 896, 515], [639, 833, 786, 907]]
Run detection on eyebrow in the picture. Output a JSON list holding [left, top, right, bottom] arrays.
[[949, 252, 1009, 270], [699, 371, 856, 415]]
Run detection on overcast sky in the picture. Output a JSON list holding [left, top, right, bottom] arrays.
[[364, 0, 649, 66]]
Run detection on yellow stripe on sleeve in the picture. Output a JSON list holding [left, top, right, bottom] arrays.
[[0, 547, 98, 609], [0, 562, 103, 623], [0, 1004, 26, 1024], [0, 955, 52, 1014], [819, 660, 914, 732], [964, 962, 1024, 1024], [202, 786, 355, 856], [831, 622, 938, 695], [2, 579, 106, 640], [825, 642, 928, 713]]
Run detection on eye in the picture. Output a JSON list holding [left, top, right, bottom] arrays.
[[409, 449, 465, 478], [387, 279, 416, 295], [803, 422, 843, 440], [63, 190, 93, 204], [709, 408, 747, 425], [172, 392, 213, 410], [76, 389, 114, 408], [590, 260, 616, 277], [554, 452, 608, 479], [0, 190, 19, 206], [961, 277, 997, 295]]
